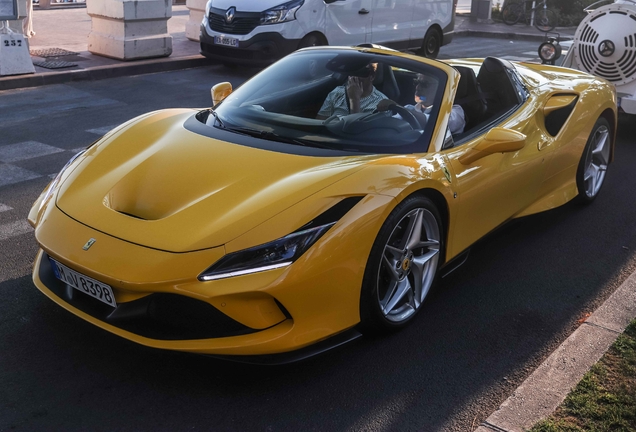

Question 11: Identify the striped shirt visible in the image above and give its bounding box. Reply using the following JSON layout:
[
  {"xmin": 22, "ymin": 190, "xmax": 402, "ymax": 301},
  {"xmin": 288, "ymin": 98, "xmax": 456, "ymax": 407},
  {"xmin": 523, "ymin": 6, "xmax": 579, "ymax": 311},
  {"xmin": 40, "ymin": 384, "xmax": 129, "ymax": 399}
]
[{"xmin": 318, "ymin": 86, "xmax": 388, "ymax": 118}]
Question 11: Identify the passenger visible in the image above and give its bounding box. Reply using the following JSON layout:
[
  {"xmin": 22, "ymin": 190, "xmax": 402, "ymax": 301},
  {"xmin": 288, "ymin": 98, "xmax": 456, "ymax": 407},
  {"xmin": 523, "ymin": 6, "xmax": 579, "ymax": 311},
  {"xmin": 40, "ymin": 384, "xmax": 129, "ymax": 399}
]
[
  {"xmin": 380, "ymin": 74, "xmax": 466, "ymax": 134},
  {"xmin": 316, "ymin": 63, "xmax": 388, "ymax": 120}
]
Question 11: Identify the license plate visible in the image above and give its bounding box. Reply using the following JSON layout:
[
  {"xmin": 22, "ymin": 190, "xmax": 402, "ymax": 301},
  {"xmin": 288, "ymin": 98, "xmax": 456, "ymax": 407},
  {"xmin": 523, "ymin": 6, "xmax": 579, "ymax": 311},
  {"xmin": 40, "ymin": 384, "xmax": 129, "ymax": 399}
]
[
  {"xmin": 214, "ymin": 35, "xmax": 239, "ymax": 47},
  {"xmin": 49, "ymin": 258, "xmax": 117, "ymax": 308}
]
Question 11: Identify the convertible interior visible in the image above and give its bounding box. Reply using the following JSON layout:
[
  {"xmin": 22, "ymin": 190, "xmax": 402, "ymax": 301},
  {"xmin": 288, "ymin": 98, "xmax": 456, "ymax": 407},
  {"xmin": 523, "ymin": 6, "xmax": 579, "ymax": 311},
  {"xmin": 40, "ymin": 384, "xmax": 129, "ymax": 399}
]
[{"xmin": 211, "ymin": 53, "xmax": 528, "ymax": 153}]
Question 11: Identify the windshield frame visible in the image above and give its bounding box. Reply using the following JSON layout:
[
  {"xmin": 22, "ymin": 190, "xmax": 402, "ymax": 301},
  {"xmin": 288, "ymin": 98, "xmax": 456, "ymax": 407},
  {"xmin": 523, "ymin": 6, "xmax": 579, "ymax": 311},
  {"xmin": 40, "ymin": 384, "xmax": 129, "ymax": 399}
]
[{"xmin": 193, "ymin": 48, "xmax": 451, "ymax": 155}]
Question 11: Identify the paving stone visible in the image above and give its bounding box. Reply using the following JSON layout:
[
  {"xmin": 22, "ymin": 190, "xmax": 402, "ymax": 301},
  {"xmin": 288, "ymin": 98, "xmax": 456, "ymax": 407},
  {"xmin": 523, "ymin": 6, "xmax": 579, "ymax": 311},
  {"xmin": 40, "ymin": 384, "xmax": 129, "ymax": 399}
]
[
  {"xmin": 0, "ymin": 141, "xmax": 64, "ymax": 163},
  {"xmin": 0, "ymin": 164, "xmax": 41, "ymax": 187}
]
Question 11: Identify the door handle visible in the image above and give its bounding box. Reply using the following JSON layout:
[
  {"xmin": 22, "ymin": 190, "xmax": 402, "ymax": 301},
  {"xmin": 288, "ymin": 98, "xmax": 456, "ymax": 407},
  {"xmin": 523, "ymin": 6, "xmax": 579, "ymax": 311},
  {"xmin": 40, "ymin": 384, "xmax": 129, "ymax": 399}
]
[{"xmin": 359, "ymin": 8, "xmax": 369, "ymax": 14}]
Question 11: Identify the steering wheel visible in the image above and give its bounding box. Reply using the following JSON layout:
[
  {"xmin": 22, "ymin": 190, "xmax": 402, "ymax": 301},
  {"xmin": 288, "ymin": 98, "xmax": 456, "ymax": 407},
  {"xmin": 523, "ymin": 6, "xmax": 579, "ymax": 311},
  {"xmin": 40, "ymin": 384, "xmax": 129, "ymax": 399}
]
[{"xmin": 384, "ymin": 104, "xmax": 422, "ymax": 130}]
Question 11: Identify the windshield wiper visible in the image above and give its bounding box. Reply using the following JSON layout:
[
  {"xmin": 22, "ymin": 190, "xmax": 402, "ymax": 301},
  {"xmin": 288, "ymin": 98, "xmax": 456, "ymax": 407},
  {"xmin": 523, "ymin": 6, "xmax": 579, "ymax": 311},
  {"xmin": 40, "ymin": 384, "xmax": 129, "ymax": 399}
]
[{"xmin": 224, "ymin": 126, "xmax": 332, "ymax": 149}]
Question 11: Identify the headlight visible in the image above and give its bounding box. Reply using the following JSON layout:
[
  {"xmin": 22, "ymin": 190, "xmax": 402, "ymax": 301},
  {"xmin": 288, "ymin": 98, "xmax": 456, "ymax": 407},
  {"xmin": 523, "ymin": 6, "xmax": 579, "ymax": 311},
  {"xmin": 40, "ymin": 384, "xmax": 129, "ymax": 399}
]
[
  {"xmin": 38, "ymin": 149, "xmax": 87, "ymax": 213},
  {"xmin": 261, "ymin": 0, "xmax": 304, "ymax": 25},
  {"xmin": 198, "ymin": 196, "xmax": 363, "ymax": 281},
  {"xmin": 198, "ymin": 223, "xmax": 333, "ymax": 281},
  {"xmin": 539, "ymin": 40, "xmax": 561, "ymax": 65}
]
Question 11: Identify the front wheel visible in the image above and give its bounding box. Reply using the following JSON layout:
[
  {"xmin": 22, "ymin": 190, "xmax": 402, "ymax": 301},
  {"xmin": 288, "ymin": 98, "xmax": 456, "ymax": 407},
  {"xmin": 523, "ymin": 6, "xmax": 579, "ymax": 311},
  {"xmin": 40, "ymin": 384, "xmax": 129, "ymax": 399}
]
[
  {"xmin": 576, "ymin": 117, "xmax": 611, "ymax": 203},
  {"xmin": 533, "ymin": 8, "xmax": 556, "ymax": 32},
  {"xmin": 360, "ymin": 196, "xmax": 443, "ymax": 332}
]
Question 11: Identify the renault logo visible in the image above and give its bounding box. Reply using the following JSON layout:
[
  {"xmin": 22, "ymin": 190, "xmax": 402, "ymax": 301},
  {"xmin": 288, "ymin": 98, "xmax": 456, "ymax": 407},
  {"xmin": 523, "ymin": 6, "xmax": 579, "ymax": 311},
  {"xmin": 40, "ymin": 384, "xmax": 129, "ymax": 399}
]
[
  {"xmin": 225, "ymin": 6, "xmax": 236, "ymax": 24},
  {"xmin": 83, "ymin": 238, "xmax": 96, "ymax": 251},
  {"xmin": 598, "ymin": 40, "xmax": 615, "ymax": 57}
]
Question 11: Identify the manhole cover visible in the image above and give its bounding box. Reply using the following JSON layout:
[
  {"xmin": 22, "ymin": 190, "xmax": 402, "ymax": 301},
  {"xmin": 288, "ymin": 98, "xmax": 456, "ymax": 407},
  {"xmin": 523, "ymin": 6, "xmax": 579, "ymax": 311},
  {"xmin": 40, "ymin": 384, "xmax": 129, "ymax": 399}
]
[
  {"xmin": 30, "ymin": 48, "xmax": 79, "ymax": 57},
  {"xmin": 33, "ymin": 60, "xmax": 78, "ymax": 69}
]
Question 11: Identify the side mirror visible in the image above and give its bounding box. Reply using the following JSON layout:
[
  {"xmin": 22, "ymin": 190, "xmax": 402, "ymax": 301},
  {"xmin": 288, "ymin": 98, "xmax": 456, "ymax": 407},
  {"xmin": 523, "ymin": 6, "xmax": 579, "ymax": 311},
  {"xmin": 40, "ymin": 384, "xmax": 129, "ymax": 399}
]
[
  {"xmin": 211, "ymin": 82, "xmax": 232, "ymax": 106},
  {"xmin": 458, "ymin": 127, "xmax": 526, "ymax": 165}
]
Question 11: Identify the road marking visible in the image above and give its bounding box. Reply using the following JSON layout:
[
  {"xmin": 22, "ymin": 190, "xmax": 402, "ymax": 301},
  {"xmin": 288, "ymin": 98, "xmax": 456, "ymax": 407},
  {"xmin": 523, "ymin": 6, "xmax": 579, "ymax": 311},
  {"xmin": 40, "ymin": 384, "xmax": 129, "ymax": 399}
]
[
  {"xmin": 87, "ymin": 125, "xmax": 118, "ymax": 135},
  {"xmin": 0, "ymin": 141, "xmax": 64, "ymax": 163},
  {"xmin": 0, "ymin": 203, "xmax": 12, "ymax": 212},
  {"xmin": 0, "ymin": 219, "xmax": 33, "ymax": 241},
  {"xmin": 0, "ymin": 164, "xmax": 41, "ymax": 188}
]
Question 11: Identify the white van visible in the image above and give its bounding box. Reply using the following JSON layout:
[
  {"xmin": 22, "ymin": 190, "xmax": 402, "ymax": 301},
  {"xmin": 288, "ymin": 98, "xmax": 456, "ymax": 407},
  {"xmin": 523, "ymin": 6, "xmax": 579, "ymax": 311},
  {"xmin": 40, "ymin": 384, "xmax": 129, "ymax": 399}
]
[{"xmin": 200, "ymin": 0, "xmax": 457, "ymax": 65}]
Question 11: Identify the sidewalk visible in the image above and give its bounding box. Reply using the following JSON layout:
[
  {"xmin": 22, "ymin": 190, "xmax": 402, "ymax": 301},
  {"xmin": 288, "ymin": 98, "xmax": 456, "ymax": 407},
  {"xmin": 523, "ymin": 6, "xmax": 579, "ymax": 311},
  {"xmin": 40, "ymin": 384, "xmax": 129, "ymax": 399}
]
[
  {"xmin": 0, "ymin": 7, "xmax": 576, "ymax": 92},
  {"xmin": 0, "ymin": 5, "xmax": 213, "ymax": 91}
]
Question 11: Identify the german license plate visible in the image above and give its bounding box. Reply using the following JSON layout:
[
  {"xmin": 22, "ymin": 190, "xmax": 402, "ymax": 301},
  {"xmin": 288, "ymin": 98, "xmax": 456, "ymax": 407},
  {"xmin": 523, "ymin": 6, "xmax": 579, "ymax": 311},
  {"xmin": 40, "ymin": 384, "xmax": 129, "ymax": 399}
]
[
  {"xmin": 49, "ymin": 258, "xmax": 117, "ymax": 308},
  {"xmin": 214, "ymin": 35, "xmax": 239, "ymax": 47}
]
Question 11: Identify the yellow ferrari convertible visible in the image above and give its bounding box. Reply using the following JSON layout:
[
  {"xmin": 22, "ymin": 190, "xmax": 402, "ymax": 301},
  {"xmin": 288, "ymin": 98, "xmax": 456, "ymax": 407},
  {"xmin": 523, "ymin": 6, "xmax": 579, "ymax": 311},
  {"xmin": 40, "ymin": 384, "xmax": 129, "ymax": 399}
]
[{"xmin": 29, "ymin": 46, "xmax": 616, "ymax": 363}]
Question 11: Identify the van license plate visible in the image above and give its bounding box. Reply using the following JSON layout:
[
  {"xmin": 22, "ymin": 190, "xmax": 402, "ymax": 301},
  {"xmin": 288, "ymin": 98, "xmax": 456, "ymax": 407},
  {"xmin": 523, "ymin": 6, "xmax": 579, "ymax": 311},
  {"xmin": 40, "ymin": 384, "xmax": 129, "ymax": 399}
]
[
  {"xmin": 214, "ymin": 36, "xmax": 239, "ymax": 48},
  {"xmin": 49, "ymin": 258, "xmax": 117, "ymax": 308}
]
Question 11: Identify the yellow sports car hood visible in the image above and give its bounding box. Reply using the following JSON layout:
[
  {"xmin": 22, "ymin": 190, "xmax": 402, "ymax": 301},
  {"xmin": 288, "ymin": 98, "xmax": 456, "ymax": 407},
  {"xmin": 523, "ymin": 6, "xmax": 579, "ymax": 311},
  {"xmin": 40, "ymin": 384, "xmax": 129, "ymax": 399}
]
[{"xmin": 56, "ymin": 110, "xmax": 368, "ymax": 253}]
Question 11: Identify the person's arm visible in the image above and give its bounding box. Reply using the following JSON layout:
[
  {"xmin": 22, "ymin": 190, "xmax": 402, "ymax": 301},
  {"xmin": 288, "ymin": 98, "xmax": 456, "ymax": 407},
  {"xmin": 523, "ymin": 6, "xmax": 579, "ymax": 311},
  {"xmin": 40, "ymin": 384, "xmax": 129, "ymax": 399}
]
[
  {"xmin": 316, "ymin": 91, "xmax": 336, "ymax": 120},
  {"xmin": 449, "ymin": 105, "xmax": 466, "ymax": 134}
]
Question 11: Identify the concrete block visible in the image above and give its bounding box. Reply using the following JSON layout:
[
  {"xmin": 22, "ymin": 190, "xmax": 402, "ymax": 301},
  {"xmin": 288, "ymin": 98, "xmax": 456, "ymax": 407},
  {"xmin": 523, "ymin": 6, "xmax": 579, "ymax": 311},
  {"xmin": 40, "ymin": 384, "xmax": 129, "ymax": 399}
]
[
  {"xmin": 87, "ymin": 0, "xmax": 172, "ymax": 60},
  {"xmin": 88, "ymin": 0, "xmax": 172, "ymax": 20},
  {"xmin": 185, "ymin": 0, "xmax": 206, "ymax": 41},
  {"xmin": 0, "ymin": 33, "xmax": 35, "ymax": 76},
  {"xmin": 88, "ymin": 32, "xmax": 172, "ymax": 60}
]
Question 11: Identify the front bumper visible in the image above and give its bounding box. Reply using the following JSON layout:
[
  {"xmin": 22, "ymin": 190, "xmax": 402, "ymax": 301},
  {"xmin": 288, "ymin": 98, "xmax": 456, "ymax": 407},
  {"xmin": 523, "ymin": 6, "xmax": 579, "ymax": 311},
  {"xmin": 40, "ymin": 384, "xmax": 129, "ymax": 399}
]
[
  {"xmin": 200, "ymin": 27, "xmax": 301, "ymax": 66},
  {"xmin": 30, "ymin": 193, "xmax": 392, "ymax": 357}
]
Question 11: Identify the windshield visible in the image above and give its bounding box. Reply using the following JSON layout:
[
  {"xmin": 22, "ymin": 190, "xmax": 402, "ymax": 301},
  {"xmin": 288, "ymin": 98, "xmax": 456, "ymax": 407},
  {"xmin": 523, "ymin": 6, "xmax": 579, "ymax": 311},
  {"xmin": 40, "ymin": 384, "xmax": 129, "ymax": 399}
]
[{"xmin": 196, "ymin": 49, "xmax": 448, "ymax": 154}]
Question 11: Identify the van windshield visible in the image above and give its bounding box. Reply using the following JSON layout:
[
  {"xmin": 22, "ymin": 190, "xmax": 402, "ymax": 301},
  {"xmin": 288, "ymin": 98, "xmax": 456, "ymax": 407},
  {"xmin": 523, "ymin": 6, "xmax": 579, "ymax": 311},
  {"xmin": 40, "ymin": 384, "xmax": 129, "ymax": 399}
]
[{"xmin": 198, "ymin": 49, "xmax": 448, "ymax": 154}]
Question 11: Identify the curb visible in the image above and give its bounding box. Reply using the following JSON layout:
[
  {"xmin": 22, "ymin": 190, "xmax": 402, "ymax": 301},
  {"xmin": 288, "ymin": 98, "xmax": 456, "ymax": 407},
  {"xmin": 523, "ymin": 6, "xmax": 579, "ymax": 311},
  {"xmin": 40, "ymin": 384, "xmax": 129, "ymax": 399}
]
[
  {"xmin": 454, "ymin": 29, "xmax": 573, "ymax": 42},
  {"xmin": 474, "ymin": 270, "xmax": 636, "ymax": 432},
  {"xmin": 0, "ymin": 55, "xmax": 215, "ymax": 92}
]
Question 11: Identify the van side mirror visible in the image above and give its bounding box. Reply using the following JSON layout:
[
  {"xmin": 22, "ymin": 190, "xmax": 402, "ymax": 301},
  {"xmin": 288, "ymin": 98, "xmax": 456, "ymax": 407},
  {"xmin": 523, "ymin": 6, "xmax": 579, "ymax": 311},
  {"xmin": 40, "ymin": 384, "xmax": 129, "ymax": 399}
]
[
  {"xmin": 458, "ymin": 128, "xmax": 526, "ymax": 165},
  {"xmin": 211, "ymin": 82, "xmax": 233, "ymax": 106}
]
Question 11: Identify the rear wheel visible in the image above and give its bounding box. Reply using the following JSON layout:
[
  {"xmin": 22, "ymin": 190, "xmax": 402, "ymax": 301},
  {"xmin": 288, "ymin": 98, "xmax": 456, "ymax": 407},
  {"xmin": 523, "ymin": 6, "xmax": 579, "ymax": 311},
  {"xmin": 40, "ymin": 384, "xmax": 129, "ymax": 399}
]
[
  {"xmin": 502, "ymin": 2, "xmax": 523, "ymax": 25},
  {"xmin": 418, "ymin": 27, "xmax": 442, "ymax": 59},
  {"xmin": 576, "ymin": 117, "xmax": 611, "ymax": 203},
  {"xmin": 360, "ymin": 196, "xmax": 443, "ymax": 332},
  {"xmin": 533, "ymin": 8, "xmax": 556, "ymax": 32}
]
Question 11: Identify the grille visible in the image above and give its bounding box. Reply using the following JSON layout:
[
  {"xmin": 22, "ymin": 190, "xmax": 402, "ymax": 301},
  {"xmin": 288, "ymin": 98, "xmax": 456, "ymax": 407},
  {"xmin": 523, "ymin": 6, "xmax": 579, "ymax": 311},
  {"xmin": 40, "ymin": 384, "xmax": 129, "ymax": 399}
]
[
  {"xmin": 574, "ymin": 7, "xmax": 636, "ymax": 85},
  {"xmin": 209, "ymin": 8, "xmax": 261, "ymax": 35}
]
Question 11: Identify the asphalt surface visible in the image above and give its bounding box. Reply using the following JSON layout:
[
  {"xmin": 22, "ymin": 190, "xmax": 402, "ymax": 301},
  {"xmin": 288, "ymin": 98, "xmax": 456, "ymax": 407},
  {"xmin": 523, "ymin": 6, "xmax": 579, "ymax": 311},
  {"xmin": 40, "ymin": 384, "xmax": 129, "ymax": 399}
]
[{"xmin": 1, "ymin": 50, "xmax": 636, "ymax": 431}]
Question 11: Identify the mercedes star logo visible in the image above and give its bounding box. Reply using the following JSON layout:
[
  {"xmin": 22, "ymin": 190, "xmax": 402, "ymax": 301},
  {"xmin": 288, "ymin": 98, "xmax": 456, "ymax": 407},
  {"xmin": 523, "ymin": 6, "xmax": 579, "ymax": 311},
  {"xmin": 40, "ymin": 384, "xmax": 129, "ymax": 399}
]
[
  {"xmin": 225, "ymin": 6, "xmax": 236, "ymax": 24},
  {"xmin": 598, "ymin": 40, "xmax": 616, "ymax": 57}
]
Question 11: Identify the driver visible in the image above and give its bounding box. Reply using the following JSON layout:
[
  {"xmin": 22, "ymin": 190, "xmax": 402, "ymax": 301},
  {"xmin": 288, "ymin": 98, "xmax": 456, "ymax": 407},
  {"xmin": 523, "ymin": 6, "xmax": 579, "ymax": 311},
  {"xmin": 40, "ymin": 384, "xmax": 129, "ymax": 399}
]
[
  {"xmin": 379, "ymin": 74, "xmax": 466, "ymax": 134},
  {"xmin": 316, "ymin": 63, "xmax": 388, "ymax": 120}
]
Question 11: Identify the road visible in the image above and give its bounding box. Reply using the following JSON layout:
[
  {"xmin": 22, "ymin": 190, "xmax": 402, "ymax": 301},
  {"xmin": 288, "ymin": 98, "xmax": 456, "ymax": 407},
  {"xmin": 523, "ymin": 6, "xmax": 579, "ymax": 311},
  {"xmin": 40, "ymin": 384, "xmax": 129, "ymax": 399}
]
[{"xmin": 1, "ymin": 41, "xmax": 635, "ymax": 431}]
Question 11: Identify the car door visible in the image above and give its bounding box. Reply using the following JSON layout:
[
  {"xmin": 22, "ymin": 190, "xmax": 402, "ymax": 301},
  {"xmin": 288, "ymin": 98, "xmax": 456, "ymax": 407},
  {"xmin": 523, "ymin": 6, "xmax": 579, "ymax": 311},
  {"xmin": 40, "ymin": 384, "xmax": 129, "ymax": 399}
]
[
  {"xmin": 325, "ymin": 0, "xmax": 373, "ymax": 46},
  {"xmin": 369, "ymin": 0, "xmax": 414, "ymax": 49},
  {"xmin": 442, "ymin": 114, "xmax": 549, "ymax": 258}
]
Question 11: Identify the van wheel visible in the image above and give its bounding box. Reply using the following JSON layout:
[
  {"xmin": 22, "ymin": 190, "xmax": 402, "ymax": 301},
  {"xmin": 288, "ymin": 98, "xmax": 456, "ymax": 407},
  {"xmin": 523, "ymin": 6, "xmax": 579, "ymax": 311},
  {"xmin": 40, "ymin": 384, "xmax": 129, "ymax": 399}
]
[
  {"xmin": 418, "ymin": 27, "xmax": 442, "ymax": 59},
  {"xmin": 298, "ymin": 33, "xmax": 327, "ymax": 50}
]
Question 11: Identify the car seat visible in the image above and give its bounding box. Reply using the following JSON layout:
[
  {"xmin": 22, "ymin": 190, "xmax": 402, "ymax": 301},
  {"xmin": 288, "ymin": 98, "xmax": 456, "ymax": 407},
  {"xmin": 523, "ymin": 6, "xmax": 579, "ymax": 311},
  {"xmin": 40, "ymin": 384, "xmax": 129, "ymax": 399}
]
[
  {"xmin": 476, "ymin": 57, "xmax": 520, "ymax": 117},
  {"xmin": 373, "ymin": 62, "xmax": 400, "ymax": 102},
  {"xmin": 453, "ymin": 66, "xmax": 487, "ymax": 132}
]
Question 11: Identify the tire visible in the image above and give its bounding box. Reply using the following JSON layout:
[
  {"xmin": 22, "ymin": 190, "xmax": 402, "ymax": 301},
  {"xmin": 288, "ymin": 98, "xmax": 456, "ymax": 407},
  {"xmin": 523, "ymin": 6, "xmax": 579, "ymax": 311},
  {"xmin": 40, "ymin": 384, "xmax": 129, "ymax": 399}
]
[
  {"xmin": 360, "ymin": 195, "xmax": 443, "ymax": 332},
  {"xmin": 533, "ymin": 8, "xmax": 556, "ymax": 32},
  {"xmin": 418, "ymin": 27, "xmax": 442, "ymax": 59},
  {"xmin": 576, "ymin": 117, "xmax": 611, "ymax": 203},
  {"xmin": 502, "ymin": 3, "xmax": 523, "ymax": 25},
  {"xmin": 298, "ymin": 33, "xmax": 327, "ymax": 50}
]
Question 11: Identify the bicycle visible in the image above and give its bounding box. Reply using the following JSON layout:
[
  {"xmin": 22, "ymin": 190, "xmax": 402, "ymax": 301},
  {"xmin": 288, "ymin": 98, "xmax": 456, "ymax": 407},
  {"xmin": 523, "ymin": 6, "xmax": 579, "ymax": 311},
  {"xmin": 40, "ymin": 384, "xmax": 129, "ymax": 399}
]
[{"xmin": 501, "ymin": 0, "xmax": 557, "ymax": 32}]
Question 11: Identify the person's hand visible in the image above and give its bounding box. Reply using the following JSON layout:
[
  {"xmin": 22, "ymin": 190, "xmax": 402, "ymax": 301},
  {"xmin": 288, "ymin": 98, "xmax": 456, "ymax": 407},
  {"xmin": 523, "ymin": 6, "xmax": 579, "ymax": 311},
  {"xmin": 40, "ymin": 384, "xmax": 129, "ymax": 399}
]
[
  {"xmin": 346, "ymin": 76, "xmax": 364, "ymax": 102},
  {"xmin": 376, "ymin": 99, "xmax": 398, "ymax": 112}
]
